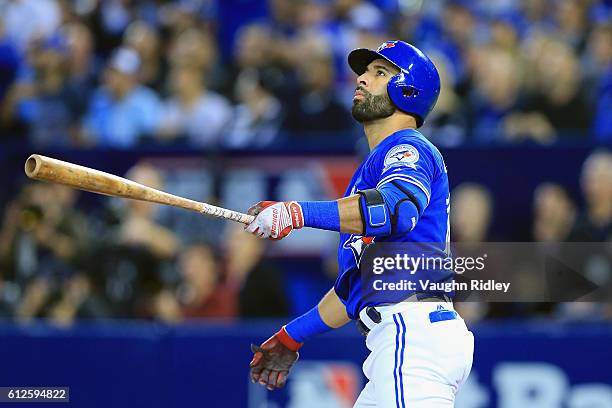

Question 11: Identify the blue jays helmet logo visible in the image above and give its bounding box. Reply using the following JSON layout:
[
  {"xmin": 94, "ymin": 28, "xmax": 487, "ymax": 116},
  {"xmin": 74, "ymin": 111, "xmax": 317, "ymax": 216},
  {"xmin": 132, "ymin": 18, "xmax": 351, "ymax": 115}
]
[{"xmin": 377, "ymin": 41, "xmax": 398, "ymax": 52}]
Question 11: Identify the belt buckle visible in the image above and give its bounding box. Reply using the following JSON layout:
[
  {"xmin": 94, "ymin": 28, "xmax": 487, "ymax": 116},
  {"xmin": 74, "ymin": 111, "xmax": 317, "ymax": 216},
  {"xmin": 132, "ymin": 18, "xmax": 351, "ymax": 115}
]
[{"xmin": 366, "ymin": 306, "xmax": 382, "ymax": 323}]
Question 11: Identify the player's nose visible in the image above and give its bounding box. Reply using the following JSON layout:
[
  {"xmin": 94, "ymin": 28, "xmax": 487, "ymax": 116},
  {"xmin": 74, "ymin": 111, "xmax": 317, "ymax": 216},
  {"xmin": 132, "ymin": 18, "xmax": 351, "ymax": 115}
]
[{"xmin": 357, "ymin": 72, "xmax": 368, "ymax": 88}]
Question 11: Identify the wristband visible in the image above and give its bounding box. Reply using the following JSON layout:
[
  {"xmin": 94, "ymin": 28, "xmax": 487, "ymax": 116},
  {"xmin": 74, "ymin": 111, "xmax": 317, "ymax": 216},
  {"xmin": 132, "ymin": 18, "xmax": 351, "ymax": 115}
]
[
  {"xmin": 276, "ymin": 327, "xmax": 303, "ymax": 352},
  {"xmin": 284, "ymin": 306, "xmax": 333, "ymax": 345},
  {"xmin": 298, "ymin": 201, "xmax": 340, "ymax": 232}
]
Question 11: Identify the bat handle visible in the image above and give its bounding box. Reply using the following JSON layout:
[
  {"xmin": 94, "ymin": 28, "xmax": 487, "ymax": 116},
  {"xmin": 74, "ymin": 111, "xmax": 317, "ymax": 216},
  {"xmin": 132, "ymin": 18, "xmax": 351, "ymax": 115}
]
[{"xmin": 199, "ymin": 202, "xmax": 255, "ymax": 225}]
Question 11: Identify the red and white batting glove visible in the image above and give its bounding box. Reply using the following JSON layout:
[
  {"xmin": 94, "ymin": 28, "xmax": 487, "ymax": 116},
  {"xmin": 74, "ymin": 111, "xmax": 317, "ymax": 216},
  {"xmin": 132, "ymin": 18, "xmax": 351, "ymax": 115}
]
[{"xmin": 245, "ymin": 201, "xmax": 304, "ymax": 240}]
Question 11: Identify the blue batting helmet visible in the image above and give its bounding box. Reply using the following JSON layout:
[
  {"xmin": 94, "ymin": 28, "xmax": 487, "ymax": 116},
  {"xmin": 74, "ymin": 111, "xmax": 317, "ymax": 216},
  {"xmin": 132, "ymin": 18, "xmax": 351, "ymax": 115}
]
[{"xmin": 348, "ymin": 40, "xmax": 440, "ymax": 127}]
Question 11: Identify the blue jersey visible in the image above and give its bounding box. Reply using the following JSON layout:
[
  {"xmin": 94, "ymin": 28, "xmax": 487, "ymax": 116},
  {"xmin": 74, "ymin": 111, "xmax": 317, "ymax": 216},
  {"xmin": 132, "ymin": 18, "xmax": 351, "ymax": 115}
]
[{"xmin": 334, "ymin": 129, "xmax": 452, "ymax": 319}]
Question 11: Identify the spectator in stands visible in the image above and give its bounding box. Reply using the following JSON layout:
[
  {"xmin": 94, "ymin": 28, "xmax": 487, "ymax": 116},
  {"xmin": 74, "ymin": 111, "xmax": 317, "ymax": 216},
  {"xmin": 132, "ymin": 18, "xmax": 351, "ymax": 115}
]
[
  {"xmin": 489, "ymin": 18, "xmax": 520, "ymax": 56},
  {"xmin": 437, "ymin": 1, "xmax": 475, "ymax": 87},
  {"xmin": 524, "ymin": 37, "xmax": 592, "ymax": 138},
  {"xmin": 556, "ymin": 149, "xmax": 611, "ymax": 321},
  {"xmin": 225, "ymin": 67, "xmax": 284, "ymax": 148},
  {"xmin": 155, "ymin": 242, "xmax": 236, "ymax": 322},
  {"xmin": 331, "ymin": 0, "xmax": 386, "ymax": 91},
  {"xmin": 295, "ymin": 0, "xmax": 332, "ymax": 32},
  {"xmin": 451, "ymin": 183, "xmax": 494, "ymax": 243},
  {"xmin": 569, "ymin": 150, "xmax": 612, "ymax": 242},
  {"xmin": 555, "ymin": 0, "xmax": 589, "ymax": 50},
  {"xmin": 333, "ymin": 0, "xmax": 384, "ymax": 33},
  {"xmin": 520, "ymin": 0, "xmax": 555, "ymax": 34},
  {"xmin": 267, "ymin": 0, "xmax": 300, "ymax": 35},
  {"xmin": 226, "ymin": 22, "xmax": 293, "ymax": 100},
  {"xmin": 420, "ymin": 52, "xmax": 466, "ymax": 147},
  {"xmin": 63, "ymin": 22, "xmax": 97, "ymax": 129},
  {"xmin": 0, "ymin": 183, "xmax": 91, "ymax": 322},
  {"xmin": 233, "ymin": 23, "xmax": 274, "ymax": 70},
  {"xmin": 167, "ymin": 28, "xmax": 218, "ymax": 82},
  {"xmin": 467, "ymin": 47, "xmax": 533, "ymax": 143},
  {"xmin": 223, "ymin": 224, "xmax": 289, "ymax": 318},
  {"xmin": 157, "ymin": 63, "xmax": 232, "ymax": 147},
  {"xmin": 450, "ymin": 183, "xmax": 494, "ymax": 323},
  {"xmin": 0, "ymin": 21, "xmax": 20, "ymax": 126},
  {"xmin": 532, "ymin": 183, "xmax": 576, "ymax": 242},
  {"xmin": 83, "ymin": 47, "xmax": 161, "ymax": 148},
  {"xmin": 1, "ymin": 33, "xmax": 83, "ymax": 147},
  {"xmin": 15, "ymin": 276, "xmax": 52, "ymax": 322},
  {"xmin": 583, "ymin": 23, "xmax": 612, "ymax": 142},
  {"xmin": 47, "ymin": 273, "xmax": 112, "ymax": 325},
  {"xmin": 117, "ymin": 162, "xmax": 179, "ymax": 259},
  {"xmin": 100, "ymin": 162, "xmax": 180, "ymax": 318},
  {"xmin": 161, "ymin": 1, "xmax": 207, "ymax": 39},
  {"xmin": 0, "ymin": 274, "xmax": 13, "ymax": 317},
  {"xmin": 123, "ymin": 21, "xmax": 163, "ymax": 89},
  {"xmin": 0, "ymin": 183, "xmax": 90, "ymax": 285},
  {"xmin": 281, "ymin": 32, "xmax": 355, "ymax": 145}
]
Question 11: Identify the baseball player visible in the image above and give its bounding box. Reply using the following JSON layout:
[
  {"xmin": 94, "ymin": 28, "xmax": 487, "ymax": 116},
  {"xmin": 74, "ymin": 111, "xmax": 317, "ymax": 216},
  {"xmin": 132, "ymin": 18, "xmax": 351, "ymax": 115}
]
[{"xmin": 245, "ymin": 40, "xmax": 474, "ymax": 407}]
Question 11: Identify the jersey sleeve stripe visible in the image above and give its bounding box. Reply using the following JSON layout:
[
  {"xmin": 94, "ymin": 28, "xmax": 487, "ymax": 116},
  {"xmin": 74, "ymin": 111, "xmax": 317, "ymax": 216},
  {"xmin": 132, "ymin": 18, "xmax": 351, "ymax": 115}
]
[
  {"xmin": 376, "ymin": 175, "xmax": 431, "ymax": 205},
  {"xmin": 377, "ymin": 173, "xmax": 430, "ymax": 194}
]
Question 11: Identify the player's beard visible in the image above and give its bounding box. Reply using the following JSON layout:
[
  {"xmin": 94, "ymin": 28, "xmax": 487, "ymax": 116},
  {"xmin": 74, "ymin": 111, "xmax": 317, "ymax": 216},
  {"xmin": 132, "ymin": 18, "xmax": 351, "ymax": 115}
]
[{"xmin": 351, "ymin": 88, "xmax": 396, "ymax": 123}]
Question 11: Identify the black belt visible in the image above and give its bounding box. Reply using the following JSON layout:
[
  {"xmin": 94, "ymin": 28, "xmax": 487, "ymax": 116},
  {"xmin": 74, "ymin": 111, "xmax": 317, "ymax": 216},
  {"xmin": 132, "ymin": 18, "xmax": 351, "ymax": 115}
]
[{"xmin": 356, "ymin": 293, "xmax": 451, "ymax": 336}]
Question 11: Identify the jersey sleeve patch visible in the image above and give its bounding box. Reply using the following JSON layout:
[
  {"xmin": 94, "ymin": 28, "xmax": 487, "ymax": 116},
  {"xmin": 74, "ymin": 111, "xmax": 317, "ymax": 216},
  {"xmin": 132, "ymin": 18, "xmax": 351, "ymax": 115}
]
[{"xmin": 382, "ymin": 144, "xmax": 419, "ymax": 173}]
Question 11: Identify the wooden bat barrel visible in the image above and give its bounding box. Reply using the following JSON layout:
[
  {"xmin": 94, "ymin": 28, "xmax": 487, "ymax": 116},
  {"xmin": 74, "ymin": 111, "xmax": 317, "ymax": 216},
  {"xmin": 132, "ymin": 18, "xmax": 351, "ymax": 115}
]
[{"xmin": 25, "ymin": 154, "xmax": 254, "ymax": 225}]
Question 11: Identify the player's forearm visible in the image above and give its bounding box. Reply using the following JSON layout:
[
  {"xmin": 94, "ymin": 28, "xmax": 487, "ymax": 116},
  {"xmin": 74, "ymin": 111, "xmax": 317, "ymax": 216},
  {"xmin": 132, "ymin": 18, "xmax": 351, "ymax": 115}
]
[
  {"xmin": 281, "ymin": 288, "xmax": 350, "ymax": 349},
  {"xmin": 337, "ymin": 195, "xmax": 364, "ymax": 235},
  {"xmin": 302, "ymin": 183, "xmax": 421, "ymax": 237},
  {"xmin": 298, "ymin": 195, "xmax": 363, "ymax": 235},
  {"xmin": 318, "ymin": 288, "xmax": 351, "ymax": 328}
]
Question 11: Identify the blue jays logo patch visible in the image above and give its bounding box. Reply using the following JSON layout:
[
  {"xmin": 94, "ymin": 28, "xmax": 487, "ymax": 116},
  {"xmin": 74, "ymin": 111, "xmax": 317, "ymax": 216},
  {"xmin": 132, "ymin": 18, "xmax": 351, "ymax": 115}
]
[
  {"xmin": 383, "ymin": 144, "xmax": 419, "ymax": 172},
  {"xmin": 377, "ymin": 41, "xmax": 398, "ymax": 52},
  {"xmin": 343, "ymin": 235, "xmax": 375, "ymax": 266}
]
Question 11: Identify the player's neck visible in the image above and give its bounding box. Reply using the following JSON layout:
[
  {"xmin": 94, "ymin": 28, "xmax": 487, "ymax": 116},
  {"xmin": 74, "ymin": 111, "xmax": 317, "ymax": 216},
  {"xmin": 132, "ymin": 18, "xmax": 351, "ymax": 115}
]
[{"xmin": 363, "ymin": 114, "xmax": 417, "ymax": 150}]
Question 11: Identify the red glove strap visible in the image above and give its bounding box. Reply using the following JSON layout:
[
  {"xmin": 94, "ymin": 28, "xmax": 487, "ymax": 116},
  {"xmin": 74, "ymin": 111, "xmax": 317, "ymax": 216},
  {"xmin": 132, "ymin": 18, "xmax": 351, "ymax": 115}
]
[
  {"xmin": 285, "ymin": 202, "xmax": 304, "ymax": 229},
  {"xmin": 276, "ymin": 326, "xmax": 303, "ymax": 351}
]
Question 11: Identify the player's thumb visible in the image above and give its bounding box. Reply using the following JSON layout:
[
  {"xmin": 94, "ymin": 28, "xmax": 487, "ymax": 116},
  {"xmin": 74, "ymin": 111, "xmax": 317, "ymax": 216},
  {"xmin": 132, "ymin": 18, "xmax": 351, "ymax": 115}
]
[{"xmin": 249, "ymin": 351, "xmax": 263, "ymax": 367}]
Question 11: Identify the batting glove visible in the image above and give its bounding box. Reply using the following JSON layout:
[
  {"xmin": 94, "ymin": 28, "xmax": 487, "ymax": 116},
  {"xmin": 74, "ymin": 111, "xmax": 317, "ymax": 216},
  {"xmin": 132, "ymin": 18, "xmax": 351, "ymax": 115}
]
[
  {"xmin": 245, "ymin": 201, "xmax": 304, "ymax": 240},
  {"xmin": 249, "ymin": 327, "xmax": 301, "ymax": 390}
]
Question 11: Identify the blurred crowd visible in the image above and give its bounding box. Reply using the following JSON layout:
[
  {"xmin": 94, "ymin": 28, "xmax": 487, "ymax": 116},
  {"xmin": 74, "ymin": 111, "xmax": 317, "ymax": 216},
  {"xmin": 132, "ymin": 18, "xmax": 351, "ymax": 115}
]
[
  {"xmin": 0, "ymin": 161, "xmax": 291, "ymax": 323},
  {"xmin": 0, "ymin": 0, "xmax": 610, "ymax": 326},
  {"xmin": 451, "ymin": 149, "xmax": 612, "ymax": 322},
  {"xmin": 0, "ymin": 0, "xmax": 610, "ymax": 150},
  {"xmin": 0, "ymin": 149, "xmax": 609, "ymax": 324}
]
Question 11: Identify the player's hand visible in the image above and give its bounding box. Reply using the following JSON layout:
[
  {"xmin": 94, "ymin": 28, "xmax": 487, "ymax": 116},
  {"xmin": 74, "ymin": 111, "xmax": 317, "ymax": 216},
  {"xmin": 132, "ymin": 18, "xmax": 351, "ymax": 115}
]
[
  {"xmin": 249, "ymin": 328, "xmax": 300, "ymax": 390},
  {"xmin": 245, "ymin": 201, "xmax": 304, "ymax": 240}
]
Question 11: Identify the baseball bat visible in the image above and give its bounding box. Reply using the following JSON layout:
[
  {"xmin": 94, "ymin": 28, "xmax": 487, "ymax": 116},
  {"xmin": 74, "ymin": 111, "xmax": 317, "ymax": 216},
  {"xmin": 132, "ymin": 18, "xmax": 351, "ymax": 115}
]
[{"xmin": 24, "ymin": 154, "xmax": 255, "ymax": 225}]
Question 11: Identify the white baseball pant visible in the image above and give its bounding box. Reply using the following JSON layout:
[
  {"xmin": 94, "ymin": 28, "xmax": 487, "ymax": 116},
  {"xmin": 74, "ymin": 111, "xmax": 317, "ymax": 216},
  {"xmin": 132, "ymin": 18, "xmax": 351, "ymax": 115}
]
[{"xmin": 353, "ymin": 301, "xmax": 474, "ymax": 407}]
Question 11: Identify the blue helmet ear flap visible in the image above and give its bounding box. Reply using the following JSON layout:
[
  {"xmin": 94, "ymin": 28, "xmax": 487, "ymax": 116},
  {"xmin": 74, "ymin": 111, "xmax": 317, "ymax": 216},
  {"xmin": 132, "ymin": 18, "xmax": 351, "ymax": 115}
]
[{"xmin": 387, "ymin": 72, "xmax": 426, "ymax": 127}]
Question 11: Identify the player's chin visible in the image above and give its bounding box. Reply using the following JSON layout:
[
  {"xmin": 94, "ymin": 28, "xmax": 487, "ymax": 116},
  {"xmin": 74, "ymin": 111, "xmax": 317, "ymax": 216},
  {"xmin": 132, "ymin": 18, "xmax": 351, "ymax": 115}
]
[
  {"xmin": 351, "ymin": 105, "xmax": 371, "ymax": 122},
  {"xmin": 352, "ymin": 97, "xmax": 365, "ymax": 106}
]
